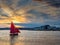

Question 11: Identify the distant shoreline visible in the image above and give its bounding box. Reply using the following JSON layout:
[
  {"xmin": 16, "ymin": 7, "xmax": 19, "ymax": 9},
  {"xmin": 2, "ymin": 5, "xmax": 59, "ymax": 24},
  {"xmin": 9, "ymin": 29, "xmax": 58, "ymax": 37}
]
[
  {"xmin": 0, "ymin": 28, "xmax": 34, "ymax": 30},
  {"xmin": 0, "ymin": 28, "xmax": 60, "ymax": 31}
]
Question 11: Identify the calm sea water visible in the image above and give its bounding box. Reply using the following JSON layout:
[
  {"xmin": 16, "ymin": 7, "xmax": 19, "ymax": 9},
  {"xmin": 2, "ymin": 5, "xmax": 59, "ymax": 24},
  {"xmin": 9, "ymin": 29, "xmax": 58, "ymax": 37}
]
[{"xmin": 0, "ymin": 30, "xmax": 60, "ymax": 45}]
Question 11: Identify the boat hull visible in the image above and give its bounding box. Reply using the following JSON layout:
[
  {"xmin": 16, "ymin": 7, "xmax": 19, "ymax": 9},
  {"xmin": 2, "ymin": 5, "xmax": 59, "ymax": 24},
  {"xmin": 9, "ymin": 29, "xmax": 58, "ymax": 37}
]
[{"xmin": 10, "ymin": 34, "xmax": 18, "ymax": 36}]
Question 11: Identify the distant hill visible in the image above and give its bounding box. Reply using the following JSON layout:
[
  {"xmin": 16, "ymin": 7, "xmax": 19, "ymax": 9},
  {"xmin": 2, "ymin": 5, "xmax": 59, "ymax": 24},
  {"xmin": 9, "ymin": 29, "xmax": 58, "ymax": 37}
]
[{"xmin": 34, "ymin": 25, "xmax": 60, "ymax": 31}]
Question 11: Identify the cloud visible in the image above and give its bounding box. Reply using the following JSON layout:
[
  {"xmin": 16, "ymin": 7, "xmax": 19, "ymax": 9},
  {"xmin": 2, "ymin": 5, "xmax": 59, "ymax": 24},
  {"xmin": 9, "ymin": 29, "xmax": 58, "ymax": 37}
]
[
  {"xmin": 0, "ymin": 23, "xmax": 10, "ymax": 28},
  {"xmin": 17, "ymin": 0, "xmax": 32, "ymax": 7},
  {"xmin": 32, "ymin": 3, "xmax": 60, "ymax": 18},
  {"xmin": 0, "ymin": 0, "xmax": 60, "ymax": 27},
  {"xmin": 33, "ymin": 0, "xmax": 60, "ymax": 8}
]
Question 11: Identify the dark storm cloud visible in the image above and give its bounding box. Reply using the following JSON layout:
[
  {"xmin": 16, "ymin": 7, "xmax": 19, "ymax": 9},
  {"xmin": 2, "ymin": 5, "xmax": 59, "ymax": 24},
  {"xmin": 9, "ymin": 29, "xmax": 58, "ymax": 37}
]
[
  {"xmin": 17, "ymin": 0, "xmax": 32, "ymax": 7},
  {"xmin": 1, "ymin": 0, "xmax": 32, "ymax": 10},
  {"xmin": 33, "ymin": 0, "xmax": 60, "ymax": 8},
  {"xmin": 27, "ymin": 9, "xmax": 55, "ymax": 19},
  {"xmin": 26, "ymin": 9, "xmax": 60, "ymax": 25},
  {"xmin": 4, "ymin": 0, "xmax": 12, "ymax": 6},
  {"xmin": 0, "ymin": 14, "xmax": 9, "ymax": 17}
]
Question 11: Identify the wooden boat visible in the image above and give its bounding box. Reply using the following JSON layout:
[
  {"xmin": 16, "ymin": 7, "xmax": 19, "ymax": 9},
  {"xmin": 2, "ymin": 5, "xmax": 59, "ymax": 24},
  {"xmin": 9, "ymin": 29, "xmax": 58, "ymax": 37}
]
[{"xmin": 10, "ymin": 22, "xmax": 20, "ymax": 36}]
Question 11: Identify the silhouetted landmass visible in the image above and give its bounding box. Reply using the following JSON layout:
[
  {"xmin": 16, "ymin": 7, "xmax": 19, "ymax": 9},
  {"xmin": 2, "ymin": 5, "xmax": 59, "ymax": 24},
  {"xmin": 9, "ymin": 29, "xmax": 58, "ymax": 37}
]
[
  {"xmin": 0, "ymin": 28, "xmax": 34, "ymax": 30},
  {"xmin": 34, "ymin": 25, "xmax": 60, "ymax": 31},
  {"xmin": 0, "ymin": 25, "xmax": 60, "ymax": 31}
]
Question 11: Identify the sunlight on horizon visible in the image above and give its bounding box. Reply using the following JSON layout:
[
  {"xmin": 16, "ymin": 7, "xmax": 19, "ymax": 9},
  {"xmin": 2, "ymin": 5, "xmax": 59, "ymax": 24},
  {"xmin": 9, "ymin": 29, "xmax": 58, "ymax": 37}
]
[{"xmin": 12, "ymin": 20, "xmax": 21, "ymax": 23}]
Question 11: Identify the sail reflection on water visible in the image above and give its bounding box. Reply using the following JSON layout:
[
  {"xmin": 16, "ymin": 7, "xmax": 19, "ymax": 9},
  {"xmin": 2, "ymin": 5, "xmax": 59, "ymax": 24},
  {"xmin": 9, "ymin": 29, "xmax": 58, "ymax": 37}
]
[
  {"xmin": 10, "ymin": 35, "xmax": 18, "ymax": 45},
  {"xmin": 10, "ymin": 35, "xmax": 25, "ymax": 45}
]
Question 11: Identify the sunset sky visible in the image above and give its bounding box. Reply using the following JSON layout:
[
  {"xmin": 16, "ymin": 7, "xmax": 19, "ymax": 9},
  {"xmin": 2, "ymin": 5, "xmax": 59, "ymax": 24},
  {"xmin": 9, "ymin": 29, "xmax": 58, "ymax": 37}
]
[{"xmin": 0, "ymin": 0, "xmax": 60, "ymax": 27}]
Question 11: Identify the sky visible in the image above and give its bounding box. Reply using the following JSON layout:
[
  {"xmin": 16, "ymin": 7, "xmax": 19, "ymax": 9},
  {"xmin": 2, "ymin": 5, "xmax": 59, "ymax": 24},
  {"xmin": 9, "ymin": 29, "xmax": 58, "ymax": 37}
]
[{"xmin": 0, "ymin": 0, "xmax": 60, "ymax": 27}]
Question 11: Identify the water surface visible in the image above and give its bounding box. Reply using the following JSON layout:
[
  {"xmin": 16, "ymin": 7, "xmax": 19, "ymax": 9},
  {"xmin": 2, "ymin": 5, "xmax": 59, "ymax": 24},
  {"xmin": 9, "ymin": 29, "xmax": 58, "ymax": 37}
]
[{"xmin": 0, "ymin": 30, "xmax": 60, "ymax": 45}]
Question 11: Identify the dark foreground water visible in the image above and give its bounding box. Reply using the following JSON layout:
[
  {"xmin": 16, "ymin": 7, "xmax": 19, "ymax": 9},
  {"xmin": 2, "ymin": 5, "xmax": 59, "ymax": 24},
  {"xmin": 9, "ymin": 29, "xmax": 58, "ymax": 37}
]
[{"xmin": 0, "ymin": 30, "xmax": 60, "ymax": 45}]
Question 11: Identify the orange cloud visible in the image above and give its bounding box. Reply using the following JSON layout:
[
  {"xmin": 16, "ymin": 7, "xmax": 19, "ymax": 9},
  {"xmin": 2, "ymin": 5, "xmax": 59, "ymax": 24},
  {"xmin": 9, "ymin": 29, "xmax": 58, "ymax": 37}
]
[
  {"xmin": 0, "ymin": 15, "xmax": 31, "ymax": 23},
  {"xmin": 11, "ymin": 15, "xmax": 30, "ymax": 23}
]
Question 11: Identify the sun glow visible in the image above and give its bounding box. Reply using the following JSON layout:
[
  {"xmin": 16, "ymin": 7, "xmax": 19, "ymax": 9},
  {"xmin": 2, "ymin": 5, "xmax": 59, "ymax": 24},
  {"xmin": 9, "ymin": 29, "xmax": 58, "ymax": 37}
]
[
  {"xmin": 12, "ymin": 20, "xmax": 20, "ymax": 23},
  {"xmin": 11, "ymin": 15, "xmax": 29, "ymax": 23}
]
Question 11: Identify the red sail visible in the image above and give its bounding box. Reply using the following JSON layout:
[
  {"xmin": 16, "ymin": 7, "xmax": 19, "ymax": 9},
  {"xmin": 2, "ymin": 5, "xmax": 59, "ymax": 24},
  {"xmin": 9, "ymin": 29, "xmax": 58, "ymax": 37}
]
[
  {"xmin": 15, "ymin": 28, "xmax": 21, "ymax": 33},
  {"xmin": 10, "ymin": 22, "xmax": 20, "ymax": 34}
]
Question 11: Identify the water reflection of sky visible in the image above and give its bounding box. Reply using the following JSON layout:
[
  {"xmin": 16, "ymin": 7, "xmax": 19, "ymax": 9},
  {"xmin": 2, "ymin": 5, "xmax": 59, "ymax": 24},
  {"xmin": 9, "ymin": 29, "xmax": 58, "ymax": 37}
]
[{"xmin": 0, "ymin": 30, "xmax": 60, "ymax": 45}]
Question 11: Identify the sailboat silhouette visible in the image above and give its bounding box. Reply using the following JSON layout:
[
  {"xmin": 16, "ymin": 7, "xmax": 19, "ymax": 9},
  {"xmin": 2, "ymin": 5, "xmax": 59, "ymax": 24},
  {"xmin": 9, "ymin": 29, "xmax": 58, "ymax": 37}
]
[{"xmin": 10, "ymin": 22, "xmax": 20, "ymax": 36}]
